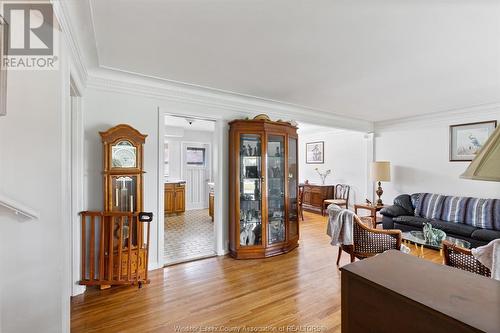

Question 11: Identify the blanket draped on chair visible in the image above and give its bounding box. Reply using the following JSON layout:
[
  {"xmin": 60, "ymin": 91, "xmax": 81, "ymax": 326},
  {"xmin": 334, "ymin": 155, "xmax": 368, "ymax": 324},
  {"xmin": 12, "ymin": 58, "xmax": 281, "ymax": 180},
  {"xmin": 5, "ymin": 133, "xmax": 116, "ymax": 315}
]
[
  {"xmin": 472, "ymin": 239, "xmax": 500, "ymax": 280},
  {"xmin": 326, "ymin": 204, "xmax": 355, "ymax": 246}
]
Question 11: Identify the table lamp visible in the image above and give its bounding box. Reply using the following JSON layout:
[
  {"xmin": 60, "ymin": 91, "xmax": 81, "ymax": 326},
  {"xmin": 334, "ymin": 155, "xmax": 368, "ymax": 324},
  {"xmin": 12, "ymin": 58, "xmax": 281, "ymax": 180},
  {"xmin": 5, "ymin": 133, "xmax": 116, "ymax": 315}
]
[
  {"xmin": 461, "ymin": 126, "xmax": 500, "ymax": 181},
  {"xmin": 371, "ymin": 161, "xmax": 391, "ymax": 206}
]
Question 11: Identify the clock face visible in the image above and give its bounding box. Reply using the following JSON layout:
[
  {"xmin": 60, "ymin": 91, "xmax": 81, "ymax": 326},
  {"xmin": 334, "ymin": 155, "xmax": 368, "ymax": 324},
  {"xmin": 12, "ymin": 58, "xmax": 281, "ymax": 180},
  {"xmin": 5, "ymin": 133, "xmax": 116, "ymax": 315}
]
[{"xmin": 112, "ymin": 141, "xmax": 137, "ymax": 168}]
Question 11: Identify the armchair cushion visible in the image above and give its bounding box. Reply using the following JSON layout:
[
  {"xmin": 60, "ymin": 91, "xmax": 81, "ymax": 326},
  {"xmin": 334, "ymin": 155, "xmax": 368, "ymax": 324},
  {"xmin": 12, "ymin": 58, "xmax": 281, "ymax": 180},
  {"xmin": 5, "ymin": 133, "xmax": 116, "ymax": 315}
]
[{"xmin": 325, "ymin": 199, "xmax": 347, "ymax": 205}]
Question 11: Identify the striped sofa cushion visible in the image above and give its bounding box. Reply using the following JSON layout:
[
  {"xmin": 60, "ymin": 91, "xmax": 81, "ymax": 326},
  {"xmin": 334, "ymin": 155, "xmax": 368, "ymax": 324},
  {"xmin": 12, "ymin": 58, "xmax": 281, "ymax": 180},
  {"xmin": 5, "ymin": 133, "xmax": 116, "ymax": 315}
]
[
  {"xmin": 414, "ymin": 193, "xmax": 446, "ymax": 219},
  {"xmin": 415, "ymin": 193, "xmax": 500, "ymax": 230},
  {"xmin": 460, "ymin": 197, "xmax": 499, "ymax": 230},
  {"xmin": 440, "ymin": 196, "xmax": 469, "ymax": 223}
]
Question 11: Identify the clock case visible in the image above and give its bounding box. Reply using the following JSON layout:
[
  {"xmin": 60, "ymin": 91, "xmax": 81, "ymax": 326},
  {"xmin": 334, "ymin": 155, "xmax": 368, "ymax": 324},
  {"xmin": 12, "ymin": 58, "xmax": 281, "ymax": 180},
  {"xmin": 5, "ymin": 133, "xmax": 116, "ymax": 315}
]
[{"xmin": 100, "ymin": 124, "xmax": 147, "ymax": 213}]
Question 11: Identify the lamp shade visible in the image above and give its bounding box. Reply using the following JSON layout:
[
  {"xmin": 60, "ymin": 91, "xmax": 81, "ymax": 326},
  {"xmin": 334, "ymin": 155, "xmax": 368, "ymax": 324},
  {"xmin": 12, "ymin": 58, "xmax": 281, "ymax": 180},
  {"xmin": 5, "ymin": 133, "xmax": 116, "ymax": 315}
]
[
  {"xmin": 461, "ymin": 126, "xmax": 500, "ymax": 181},
  {"xmin": 371, "ymin": 161, "xmax": 391, "ymax": 182}
]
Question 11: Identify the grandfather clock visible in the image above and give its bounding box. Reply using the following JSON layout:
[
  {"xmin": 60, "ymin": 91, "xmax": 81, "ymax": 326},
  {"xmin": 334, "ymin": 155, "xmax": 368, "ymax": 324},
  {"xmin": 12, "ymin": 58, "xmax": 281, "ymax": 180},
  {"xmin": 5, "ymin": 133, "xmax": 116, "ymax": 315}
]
[
  {"xmin": 99, "ymin": 124, "xmax": 148, "ymax": 287},
  {"xmin": 100, "ymin": 124, "xmax": 147, "ymax": 212}
]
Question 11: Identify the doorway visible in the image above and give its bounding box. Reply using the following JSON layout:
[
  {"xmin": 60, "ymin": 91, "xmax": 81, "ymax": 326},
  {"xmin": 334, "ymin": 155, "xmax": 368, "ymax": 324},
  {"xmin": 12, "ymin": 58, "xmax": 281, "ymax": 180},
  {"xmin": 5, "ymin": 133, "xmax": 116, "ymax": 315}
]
[{"xmin": 163, "ymin": 115, "xmax": 217, "ymax": 265}]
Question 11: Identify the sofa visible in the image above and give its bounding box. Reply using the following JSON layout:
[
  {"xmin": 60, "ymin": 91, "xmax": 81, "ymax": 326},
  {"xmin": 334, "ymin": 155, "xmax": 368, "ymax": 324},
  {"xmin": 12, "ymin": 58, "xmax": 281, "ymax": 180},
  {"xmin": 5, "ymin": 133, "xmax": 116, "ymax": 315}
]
[{"xmin": 380, "ymin": 193, "xmax": 500, "ymax": 248}]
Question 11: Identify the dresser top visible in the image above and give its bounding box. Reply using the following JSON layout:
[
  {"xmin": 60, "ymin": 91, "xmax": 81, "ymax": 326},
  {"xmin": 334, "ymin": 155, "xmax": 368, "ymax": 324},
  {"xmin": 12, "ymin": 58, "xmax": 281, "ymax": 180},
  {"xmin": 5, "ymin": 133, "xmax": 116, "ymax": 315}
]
[{"xmin": 341, "ymin": 250, "xmax": 500, "ymax": 332}]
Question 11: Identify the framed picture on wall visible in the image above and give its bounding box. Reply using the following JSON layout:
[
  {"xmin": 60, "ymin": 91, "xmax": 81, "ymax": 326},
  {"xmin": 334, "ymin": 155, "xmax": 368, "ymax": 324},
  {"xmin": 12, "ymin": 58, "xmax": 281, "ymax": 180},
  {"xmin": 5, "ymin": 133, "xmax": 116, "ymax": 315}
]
[
  {"xmin": 450, "ymin": 120, "xmax": 497, "ymax": 161},
  {"xmin": 306, "ymin": 141, "xmax": 324, "ymax": 164},
  {"xmin": 0, "ymin": 15, "xmax": 7, "ymax": 116},
  {"xmin": 186, "ymin": 147, "xmax": 206, "ymax": 165}
]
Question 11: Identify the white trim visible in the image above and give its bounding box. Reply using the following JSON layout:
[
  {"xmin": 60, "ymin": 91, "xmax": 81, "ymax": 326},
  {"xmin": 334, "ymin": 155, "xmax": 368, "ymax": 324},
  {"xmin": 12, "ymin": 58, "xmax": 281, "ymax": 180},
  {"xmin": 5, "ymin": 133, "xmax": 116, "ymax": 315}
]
[
  {"xmin": 157, "ymin": 108, "xmax": 165, "ymax": 267},
  {"xmin": 364, "ymin": 133, "xmax": 375, "ymax": 203},
  {"xmin": 160, "ymin": 111, "xmax": 225, "ymax": 264},
  {"xmin": 214, "ymin": 119, "xmax": 228, "ymax": 255},
  {"xmin": 52, "ymin": 0, "xmax": 89, "ymax": 88},
  {"xmin": 375, "ymin": 102, "xmax": 500, "ymax": 129},
  {"xmin": 87, "ymin": 69, "xmax": 373, "ymax": 133},
  {"xmin": 87, "ymin": 0, "xmax": 101, "ymax": 65},
  {"xmin": 70, "ymin": 86, "xmax": 86, "ymax": 297},
  {"xmin": 60, "ymin": 42, "xmax": 72, "ymax": 333}
]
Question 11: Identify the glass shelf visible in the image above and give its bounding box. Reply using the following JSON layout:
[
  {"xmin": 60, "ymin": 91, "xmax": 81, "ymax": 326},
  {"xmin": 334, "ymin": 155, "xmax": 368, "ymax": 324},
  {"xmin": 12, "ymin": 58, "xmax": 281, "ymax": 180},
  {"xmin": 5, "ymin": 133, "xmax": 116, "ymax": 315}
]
[
  {"xmin": 267, "ymin": 135, "xmax": 286, "ymax": 244},
  {"xmin": 239, "ymin": 134, "xmax": 263, "ymax": 247}
]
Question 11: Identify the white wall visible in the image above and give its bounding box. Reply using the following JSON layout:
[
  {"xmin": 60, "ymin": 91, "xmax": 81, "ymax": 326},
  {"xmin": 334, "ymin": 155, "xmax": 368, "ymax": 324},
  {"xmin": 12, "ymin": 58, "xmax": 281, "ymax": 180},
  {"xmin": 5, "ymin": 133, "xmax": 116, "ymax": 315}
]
[
  {"xmin": 375, "ymin": 106, "xmax": 500, "ymax": 203},
  {"xmin": 0, "ymin": 60, "xmax": 67, "ymax": 332},
  {"xmin": 165, "ymin": 128, "xmax": 214, "ymax": 181},
  {"xmin": 299, "ymin": 130, "xmax": 369, "ymax": 207}
]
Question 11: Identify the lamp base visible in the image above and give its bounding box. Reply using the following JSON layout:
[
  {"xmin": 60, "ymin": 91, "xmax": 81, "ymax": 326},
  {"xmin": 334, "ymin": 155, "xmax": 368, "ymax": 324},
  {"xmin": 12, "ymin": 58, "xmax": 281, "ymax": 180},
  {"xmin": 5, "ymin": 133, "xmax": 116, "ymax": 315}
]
[{"xmin": 376, "ymin": 181, "xmax": 384, "ymax": 206}]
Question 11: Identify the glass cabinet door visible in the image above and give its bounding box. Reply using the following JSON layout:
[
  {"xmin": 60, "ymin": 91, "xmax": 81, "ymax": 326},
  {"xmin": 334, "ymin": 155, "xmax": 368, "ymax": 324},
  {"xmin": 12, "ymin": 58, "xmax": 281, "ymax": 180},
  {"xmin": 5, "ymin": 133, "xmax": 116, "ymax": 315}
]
[
  {"xmin": 267, "ymin": 135, "xmax": 286, "ymax": 244},
  {"xmin": 288, "ymin": 137, "xmax": 299, "ymax": 238},
  {"xmin": 239, "ymin": 134, "xmax": 262, "ymax": 246}
]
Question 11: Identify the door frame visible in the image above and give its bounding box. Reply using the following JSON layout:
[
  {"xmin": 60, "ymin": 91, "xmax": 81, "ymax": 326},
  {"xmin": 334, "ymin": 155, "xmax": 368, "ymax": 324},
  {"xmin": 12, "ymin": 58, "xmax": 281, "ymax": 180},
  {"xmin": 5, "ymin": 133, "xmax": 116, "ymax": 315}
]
[
  {"xmin": 158, "ymin": 109, "xmax": 226, "ymax": 267},
  {"xmin": 70, "ymin": 80, "xmax": 86, "ymax": 297}
]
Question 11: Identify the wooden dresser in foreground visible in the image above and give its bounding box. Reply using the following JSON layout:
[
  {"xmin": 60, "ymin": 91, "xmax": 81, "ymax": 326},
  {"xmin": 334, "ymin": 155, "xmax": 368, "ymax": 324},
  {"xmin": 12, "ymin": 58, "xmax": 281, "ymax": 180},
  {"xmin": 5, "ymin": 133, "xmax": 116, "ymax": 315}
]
[{"xmin": 340, "ymin": 250, "xmax": 500, "ymax": 333}]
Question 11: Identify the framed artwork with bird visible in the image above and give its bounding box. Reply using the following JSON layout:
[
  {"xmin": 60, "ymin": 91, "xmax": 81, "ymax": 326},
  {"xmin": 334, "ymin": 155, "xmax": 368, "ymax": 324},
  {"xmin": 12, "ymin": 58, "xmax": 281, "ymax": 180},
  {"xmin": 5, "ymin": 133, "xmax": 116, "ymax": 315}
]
[{"xmin": 450, "ymin": 120, "xmax": 497, "ymax": 161}]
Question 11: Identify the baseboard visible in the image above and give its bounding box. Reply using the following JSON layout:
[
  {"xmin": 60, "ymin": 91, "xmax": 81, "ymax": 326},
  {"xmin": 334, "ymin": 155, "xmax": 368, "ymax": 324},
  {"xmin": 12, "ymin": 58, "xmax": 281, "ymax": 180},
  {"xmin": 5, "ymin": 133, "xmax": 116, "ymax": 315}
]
[
  {"xmin": 147, "ymin": 261, "xmax": 162, "ymax": 271},
  {"xmin": 71, "ymin": 284, "xmax": 86, "ymax": 297}
]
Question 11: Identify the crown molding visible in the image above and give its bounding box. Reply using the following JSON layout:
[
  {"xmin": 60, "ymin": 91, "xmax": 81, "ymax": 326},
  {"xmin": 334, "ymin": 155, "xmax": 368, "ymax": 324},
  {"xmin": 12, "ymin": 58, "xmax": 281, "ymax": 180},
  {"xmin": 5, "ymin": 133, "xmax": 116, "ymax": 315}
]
[
  {"xmin": 374, "ymin": 102, "xmax": 500, "ymax": 130},
  {"xmin": 52, "ymin": 0, "xmax": 88, "ymax": 90},
  {"xmin": 87, "ymin": 68, "xmax": 374, "ymax": 132},
  {"xmin": 298, "ymin": 127, "xmax": 347, "ymax": 137}
]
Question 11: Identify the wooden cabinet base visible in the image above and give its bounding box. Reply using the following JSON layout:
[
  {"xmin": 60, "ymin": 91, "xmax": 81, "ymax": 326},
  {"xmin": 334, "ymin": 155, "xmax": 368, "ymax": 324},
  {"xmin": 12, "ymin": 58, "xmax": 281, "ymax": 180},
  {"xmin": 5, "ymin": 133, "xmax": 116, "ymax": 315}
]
[
  {"xmin": 229, "ymin": 240, "xmax": 299, "ymax": 259},
  {"xmin": 340, "ymin": 250, "xmax": 499, "ymax": 333},
  {"xmin": 302, "ymin": 184, "xmax": 334, "ymax": 213},
  {"xmin": 164, "ymin": 182, "xmax": 185, "ymax": 215}
]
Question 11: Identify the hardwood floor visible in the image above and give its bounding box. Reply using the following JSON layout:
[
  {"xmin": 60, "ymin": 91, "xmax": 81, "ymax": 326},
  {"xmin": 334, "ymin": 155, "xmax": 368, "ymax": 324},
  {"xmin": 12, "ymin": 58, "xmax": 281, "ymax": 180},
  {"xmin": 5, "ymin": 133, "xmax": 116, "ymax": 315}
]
[{"xmin": 71, "ymin": 211, "xmax": 443, "ymax": 333}]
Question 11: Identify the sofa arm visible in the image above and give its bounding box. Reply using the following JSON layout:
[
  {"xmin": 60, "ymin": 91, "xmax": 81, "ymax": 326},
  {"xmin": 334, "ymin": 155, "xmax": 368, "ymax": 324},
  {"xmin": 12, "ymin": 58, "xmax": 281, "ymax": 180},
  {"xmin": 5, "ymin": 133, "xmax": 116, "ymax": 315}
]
[
  {"xmin": 380, "ymin": 205, "xmax": 410, "ymax": 218},
  {"xmin": 393, "ymin": 194, "xmax": 415, "ymax": 215}
]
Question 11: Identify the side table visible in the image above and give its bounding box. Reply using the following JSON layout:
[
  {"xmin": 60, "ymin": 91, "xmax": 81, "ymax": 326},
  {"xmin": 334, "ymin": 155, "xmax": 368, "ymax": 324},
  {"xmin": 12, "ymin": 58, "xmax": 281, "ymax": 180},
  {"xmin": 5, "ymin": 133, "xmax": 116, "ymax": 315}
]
[{"xmin": 353, "ymin": 203, "xmax": 387, "ymax": 228}]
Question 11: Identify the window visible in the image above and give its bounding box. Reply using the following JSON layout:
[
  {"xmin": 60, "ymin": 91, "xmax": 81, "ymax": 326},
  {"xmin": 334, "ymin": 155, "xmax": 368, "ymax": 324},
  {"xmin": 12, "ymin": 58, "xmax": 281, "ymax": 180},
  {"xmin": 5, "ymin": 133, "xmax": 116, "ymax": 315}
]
[{"xmin": 186, "ymin": 147, "xmax": 206, "ymax": 165}]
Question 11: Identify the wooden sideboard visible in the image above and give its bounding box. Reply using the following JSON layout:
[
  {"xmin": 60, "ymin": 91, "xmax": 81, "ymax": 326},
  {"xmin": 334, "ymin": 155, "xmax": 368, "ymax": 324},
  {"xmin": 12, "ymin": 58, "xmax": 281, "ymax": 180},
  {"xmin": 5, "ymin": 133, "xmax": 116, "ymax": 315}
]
[
  {"xmin": 300, "ymin": 183, "xmax": 334, "ymax": 213},
  {"xmin": 340, "ymin": 250, "xmax": 500, "ymax": 333},
  {"xmin": 164, "ymin": 182, "xmax": 185, "ymax": 215}
]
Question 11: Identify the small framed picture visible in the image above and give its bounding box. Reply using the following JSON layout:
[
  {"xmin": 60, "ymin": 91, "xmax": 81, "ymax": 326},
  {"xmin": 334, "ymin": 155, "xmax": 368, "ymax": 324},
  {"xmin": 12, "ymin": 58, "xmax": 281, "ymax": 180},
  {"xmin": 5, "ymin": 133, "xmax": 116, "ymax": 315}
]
[
  {"xmin": 450, "ymin": 121, "xmax": 497, "ymax": 161},
  {"xmin": 306, "ymin": 141, "xmax": 324, "ymax": 164}
]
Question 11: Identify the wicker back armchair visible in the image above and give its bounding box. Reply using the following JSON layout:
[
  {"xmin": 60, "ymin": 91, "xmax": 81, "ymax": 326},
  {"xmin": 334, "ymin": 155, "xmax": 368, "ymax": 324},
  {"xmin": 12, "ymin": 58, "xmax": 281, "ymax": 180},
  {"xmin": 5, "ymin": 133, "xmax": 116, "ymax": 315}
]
[
  {"xmin": 442, "ymin": 240, "xmax": 491, "ymax": 277},
  {"xmin": 337, "ymin": 215, "xmax": 402, "ymax": 265}
]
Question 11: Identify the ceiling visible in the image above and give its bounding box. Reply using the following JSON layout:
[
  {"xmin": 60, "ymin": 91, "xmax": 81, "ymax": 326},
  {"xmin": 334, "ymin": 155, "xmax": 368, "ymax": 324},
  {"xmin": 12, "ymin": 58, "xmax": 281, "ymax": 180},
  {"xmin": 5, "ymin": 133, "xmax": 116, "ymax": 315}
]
[{"xmin": 89, "ymin": 0, "xmax": 500, "ymax": 122}]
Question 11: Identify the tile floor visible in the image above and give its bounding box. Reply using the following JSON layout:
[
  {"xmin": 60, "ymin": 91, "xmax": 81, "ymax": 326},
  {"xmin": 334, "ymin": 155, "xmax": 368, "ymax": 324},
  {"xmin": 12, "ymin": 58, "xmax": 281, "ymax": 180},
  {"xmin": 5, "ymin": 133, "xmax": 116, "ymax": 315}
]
[{"xmin": 164, "ymin": 209, "xmax": 216, "ymax": 265}]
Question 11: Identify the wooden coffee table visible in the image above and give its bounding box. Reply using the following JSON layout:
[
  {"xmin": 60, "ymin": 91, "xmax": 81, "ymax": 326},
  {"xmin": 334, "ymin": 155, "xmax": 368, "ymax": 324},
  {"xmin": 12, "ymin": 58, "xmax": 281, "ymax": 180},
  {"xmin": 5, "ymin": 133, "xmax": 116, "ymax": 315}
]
[{"xmin": 354, "ymin": 203, "xmax": 387, "ymax": 228}]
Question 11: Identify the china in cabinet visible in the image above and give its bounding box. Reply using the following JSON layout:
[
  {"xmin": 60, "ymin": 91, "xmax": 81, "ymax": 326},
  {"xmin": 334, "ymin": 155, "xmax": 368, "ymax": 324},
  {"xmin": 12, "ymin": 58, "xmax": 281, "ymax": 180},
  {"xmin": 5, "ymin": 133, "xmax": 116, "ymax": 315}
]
[{"xmin": 229, "ymin": 116, "xmax": 299, "ymax": 259}]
